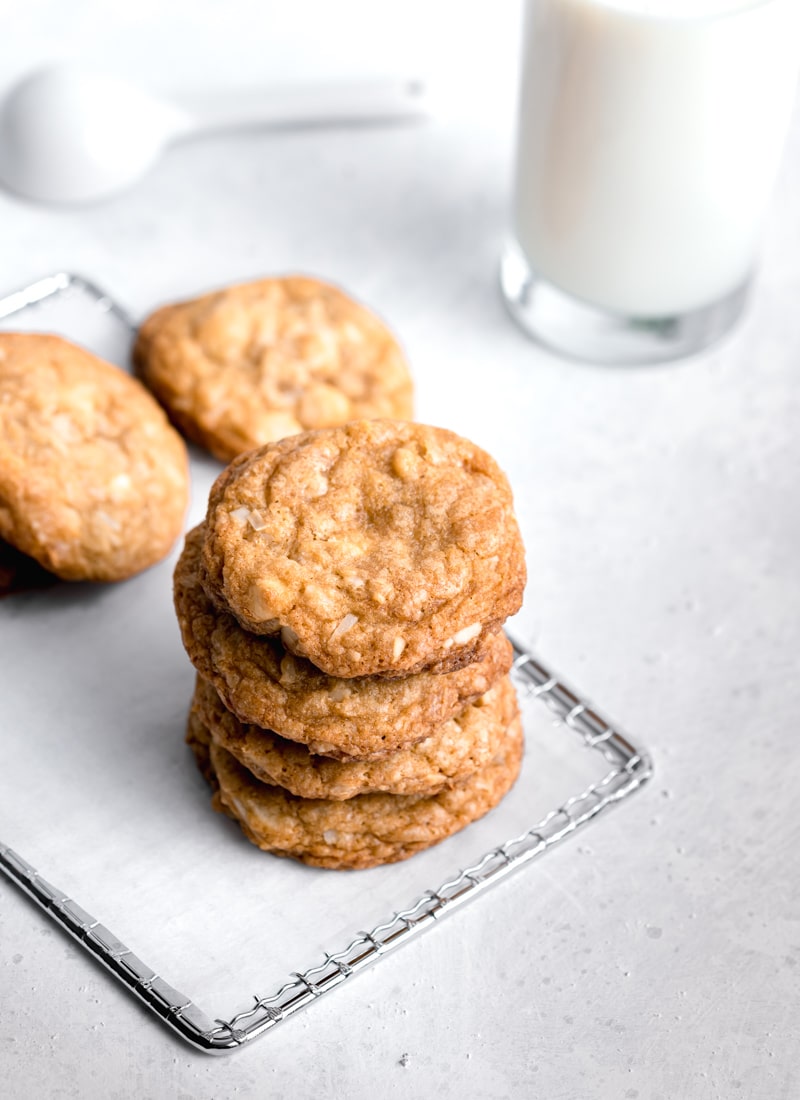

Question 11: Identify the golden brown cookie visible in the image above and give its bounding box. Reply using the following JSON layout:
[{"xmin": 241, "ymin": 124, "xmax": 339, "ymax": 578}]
[
  {"xmin": 191, "ymin": 672, "xmax": 520, "ymax": 800},
  {"xmin": 187, "ymin": 705, "xmax": 524, "ymax": 869},
  {"xmin": 0, "ymin": 333, "xmax": 189, "ymax": 581},
  {"xmin": 201, "ymin": 420, "xmax": 527, "ymax": 678},
  {"xmin": 133, "ymin": 276, "xmax": 414, "ymax": 462},
  {"xmin": 174, "ymin": 524, "xmax": 513, "ymax": 758}
]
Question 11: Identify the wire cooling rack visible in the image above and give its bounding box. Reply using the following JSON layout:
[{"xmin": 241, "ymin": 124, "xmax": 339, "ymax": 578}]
[{"xmin": 0, "ymin": 273, "xmax": 653, "ymax": 1054}]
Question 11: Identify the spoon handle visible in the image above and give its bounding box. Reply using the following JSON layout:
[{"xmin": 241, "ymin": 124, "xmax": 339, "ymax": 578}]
[{"xmin": 171, "ymin": 78, "xmax": 428, "ymax": 136}]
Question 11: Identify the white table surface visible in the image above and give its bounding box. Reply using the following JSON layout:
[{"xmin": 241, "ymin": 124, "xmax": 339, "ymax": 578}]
[{"xmin": 2, "ymin": 3, "xmax": 799, "ymax": 1097}]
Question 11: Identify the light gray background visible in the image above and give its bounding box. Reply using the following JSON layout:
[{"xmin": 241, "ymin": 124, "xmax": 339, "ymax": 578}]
[{"xmin": 1, "ymin": 2, "xmax": 799, "ymax": 1097}]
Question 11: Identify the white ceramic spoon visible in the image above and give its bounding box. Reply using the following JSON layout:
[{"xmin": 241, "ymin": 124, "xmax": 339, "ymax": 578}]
[{"xmin": 0, "ymin": 64, "xmax": 428, "ymax": 204}]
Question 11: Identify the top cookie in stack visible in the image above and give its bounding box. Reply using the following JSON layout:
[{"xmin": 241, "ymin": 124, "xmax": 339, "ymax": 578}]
[
  {"xmin": 177, "ymin": 419, "xmax": 527, "ymax": 868},
  {"xmin": 200, "ymin": 419, "xmax": 526, "ymax": 677}
]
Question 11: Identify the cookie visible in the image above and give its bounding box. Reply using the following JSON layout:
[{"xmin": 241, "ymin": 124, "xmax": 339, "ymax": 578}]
[
  {"xmin": 187, "ymin": 706, "xmax": 524, "ymax": 869},
  {"xmin": 191, "ymin": 672, "xmax": 520, "ymax": 800},
  {"xmin": 0, "ymin": 333, "xmax": 189, "ymax": 581},
  {"xmin": 133, "ymin": 276, "xmax": 413, "ymax": 462},
  {"xmin": 174, "ymin": 524, "xmax": 513, "ymax": 758},
  {"xmin": 201, "ymin": 420, "xmax": 527, "ymax": 678}
]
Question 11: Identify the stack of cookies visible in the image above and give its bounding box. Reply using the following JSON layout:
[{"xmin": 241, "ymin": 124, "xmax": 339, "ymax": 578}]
[{"xmin": 174, "ymin": 419, "xmax": 527, "ymax": 870}]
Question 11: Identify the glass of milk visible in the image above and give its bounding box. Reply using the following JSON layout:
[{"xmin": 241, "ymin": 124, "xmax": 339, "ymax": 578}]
[{"xmin": 500, "ymin": 0, "xmax": 800, "ymax": 364}]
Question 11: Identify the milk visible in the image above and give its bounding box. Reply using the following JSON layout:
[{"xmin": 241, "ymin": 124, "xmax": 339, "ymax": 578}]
[{"xmin": 512, "ymin": 0, "xmax": 800, "ymax": 318}]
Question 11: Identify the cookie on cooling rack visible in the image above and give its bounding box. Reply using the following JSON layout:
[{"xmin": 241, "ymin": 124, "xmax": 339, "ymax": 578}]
[
  {"xmin": 190, "ymin": 672, "xmax": 520, "ymax": 800},
  {"xmin": 133, "ymin": 276, "xmax": 414, "ymax": 462},
  {"xmin": 0, "ymin": 333, "xmax": 189, "ymax": 581},
  {"xmin": 174, "ymin": 524, "xmax": 513, "ymax": 758},
  {"xmin": 187, "ymin": 704, "xmax": 524, "ymax": 870},
  {"xmin": 201, "ymin": 420, "xmax": 527, "ymax": 679}
]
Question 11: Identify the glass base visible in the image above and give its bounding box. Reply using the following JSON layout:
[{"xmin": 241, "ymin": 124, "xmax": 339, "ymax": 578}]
[{"xmin": 499, "ymin": 240, "xmax": 750, "ymax": 366}]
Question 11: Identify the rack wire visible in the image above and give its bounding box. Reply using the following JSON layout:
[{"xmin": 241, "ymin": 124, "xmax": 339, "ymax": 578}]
[{"xmin": 0, "ymin": 273, "xmax": 653, "ymax": 1054}]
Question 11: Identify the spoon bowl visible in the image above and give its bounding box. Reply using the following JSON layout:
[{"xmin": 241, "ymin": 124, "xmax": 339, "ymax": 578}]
[{"xmin": 0, "ymin": 65, "xmax": 188, "ymax": 203}]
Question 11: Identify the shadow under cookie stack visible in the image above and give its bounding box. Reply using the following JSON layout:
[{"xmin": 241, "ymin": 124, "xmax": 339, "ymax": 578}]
[{"xmin": 174, "ymin": 419, "xmax": 527, "ymax": 870}]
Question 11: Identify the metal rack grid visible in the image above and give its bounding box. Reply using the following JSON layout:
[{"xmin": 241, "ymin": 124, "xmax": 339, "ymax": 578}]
[{"xmin": 0, "ymin": 273, "xmax": 653, "ymax": 1054}]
